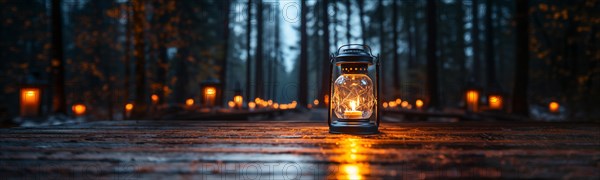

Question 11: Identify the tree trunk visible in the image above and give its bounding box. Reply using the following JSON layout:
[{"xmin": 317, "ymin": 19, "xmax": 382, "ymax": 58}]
[
  {"xmin": 512, "ymin": 0, "xmax": 529, "ymax": 116},
  {"xmin": 378, "ymin": 0, "xmax": 386, "ymax": 99},
  {"xmin": 154, "ymin": 0, "xmax": 168, "ymax": 105},
  {"xmin": 471, "ymin": 0, "xmax": 481, "ymax": 83},
  {"xmin": 299, "ymin": 0, "xmax": 308, "ymax": 107},
  {"xmin": 358, "ymin": 0, "xmax": 366, "ymax": 44},
  {"xmin": 485, "ymin": 0, "xmax": 496, "ymax": 88},
  {"xmin": 333, "ymin": 0, "xmax": 338, "ymax": 47},
  {"xmin": 405, "ymin": 1, "xmax": 415, "ymax": 68},
  {"xmin": 132, "ymin": 0, "xmax": 147, "ymax": 118},
  {"xmin": 426, "ymin": 0, "xmax": 440, "ymax": 109},
  {"xmin": 455, "ymin": 0, "xmax": 466, "ymax": 84},
  {"xmin": 51, "ymin": 0, "xmax": 66, "ymax": 115},
  {"xmin": 345, "ymin": 0, "xmax": 351, "ymax": 44},
  {"xmin": 274, "ymin": 5, "xmax": 281, "ymax": 101},
  {"xmin": 392, "ymin": 0, "xmax": 400, "ymax": 96},
  {"xmin": 245, "ymin": 0, "xmax": 252, "ymax": 101},
  {"xmin": 220, "ymin": 0, "xmax": 231, "ymax": 105},
  {"xmin": 124, "ymin": 0, "xmax": 132, "ymax": 119},
  {"xmin": 255, "ymin": 0, "xmax": 263, "ymax": 99},
  {"xmin": 320, "ymin": 0, "xmax": 331, "ymax": 107}
]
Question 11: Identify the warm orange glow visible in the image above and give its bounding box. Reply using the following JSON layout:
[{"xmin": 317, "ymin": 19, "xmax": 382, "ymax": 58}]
[
  {"xmin": 307, "ymin": 104, "xmax": 312, "ymax": 109},
  {"xmin": 267, "ymin": 100, "xmax": 273, "ymax": 106},
  {"xmin": 324, "ymin": 95, "xmax": 330, "ymax": 106},
  {"xmin": 415, "ymin": 99, "xmax": 424, "ymax": 110},
  {"xmin": 395, "ymin": 98, "xmax": 401, "ymax": 104},
  {"xmin": 280, "ymin": 104, "xmax": 288, "ymax": 110},
  {"xmin": 125, "ymin": 103, "xmax": 134, "ymax": 112},
  {"xmin": 273, "ymin": 103, "xmax": 279, "ymax": 109},
  {"xmin": 204, "ymin": 87, "xmax": 217, "ymax": 107},
  {"xmin": 185, "ymin": 98, "xmax": 195, "ymax": 106},
  {"xmin": 401, "ymin": 101, "xmax": 408, "ymax": 108},
  {"xmin": 233, "ymin": 95, "xmax": 243, "ymax": 108},
  {"xmin": 489, "ymin": 95, "xmax": 503, "ymax": 110},
  {"xmin": 333, "ymin": 138, "xmax": 369, "ymax": 180},
  {"xmin": 382, "ymin": 102, "xmax": 388, "ymax": 108},
  {"xmin": 151, "ymin": 94, "xmax": 159, "ymax": 104},
  {"xmin": 205, "ymin": 87, "xmax": 216, "ymax": 95},
  {"xmin": 549, "ymin": 101, "xmax": 559, "ymax": 113},
  {"xmin": 72, "ymin": 104, "xmax": 86, "ymax": 116},
  {"xmin": 313, "ymin": 99, "xmax": 319, "ymax": 106},
  {"xmin": 20, "ymin": 88, "xmax": 41, "ymax": 117},
  {"xmin": 227, "ymin": 101, "xmax": 235, "ymax": 108},
  {"xmin": 466, "ymin": 90, "xmax": 480, "ymax": 112},
  {"xmin": 389, "ymin": 101, "xmax": 397, "ymax": 108},
  {"xmin": 344, "ymin": 100, "xmax": 363, "ymax": 119},
  {"xmin": 248, "ymin": 102, "xmax": 256, "ymax": 110}
]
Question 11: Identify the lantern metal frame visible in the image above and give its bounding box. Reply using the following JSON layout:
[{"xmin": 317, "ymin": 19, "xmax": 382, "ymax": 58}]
[{"xmin": 328, "ymin": 44, "xmax": 380, "ymax": 134}]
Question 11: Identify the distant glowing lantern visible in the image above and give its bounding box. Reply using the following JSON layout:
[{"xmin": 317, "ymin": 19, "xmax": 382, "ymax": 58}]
[
  {"xmin": 382, "ymin": 102, "xmax": 388, "ymax": 109},
  {"xmin": 151, "ymin": 94, "xmax": 159, "ymax": 104},
  {"xmin": 267, "ymin": 100, "xmax": 273, "ymax": 106},
  {"xmin": 464, "ymin": 78, "xmax": 481, "ymax": 112},
  {"xmin": 465, "ymin": 90, "xmax": 480, "ymax": 112},
  {"xmin": 248, "ymin": 102, "xmax": 256, "ymax": 110},
  {"xmin": 185, "ymin": 98, "xmax": 195, "ymax": 107},
  {"xmin": 549, "ymin": 101, "xmax": 559, "ymax": 113},
  {"xmin": 415, "ymin": 99, "xmax": 424, "ymax": 110},
  {"xmin": 273, "ymin": 103, "xmax": 279, "ymax": 109},
  {"xmin": 20, "ymin": 86, "xmax": 42, "ymax": 117},
  {"xmin": 124, "ymin": 103, "xmax": 134, "ymax": 119},
  {"xmin": 233, "ymin": 95, "xmax": 243, "ymax": 109},
  {"xmin": 324, "ymin": 95, "xmax": 330, "ymax": 106},
  {"xmin": 488, "ymin": 95, "xmax": 503, "ymax": 110},
  {"xmin": 389, "ymin": 101, "xmax": 397, "ymax": 108},
  {"xmin": 314, "ymin": 99, "xmax": 319, "ymax": 106},
  {"xmin": 401, "ymin": 101, "xmax": 408, "ymax": 108},
  {"xmin": 395, "ymin": 98, "xmax": 401, "ymax": 105},
  {"xmin": 228, "ymin": 101, "xmax": 235, "ymax": 109},
  {"xmin": 72, "ymin": 103, "xmax": 86, "ymax": 116},
  {"xmin": 200, "ymin": 78, "xmax": 221, "ymax": 108},
  {"xmin": 328, "ymin": 44, "xmax": 380, "ymax": 134}
]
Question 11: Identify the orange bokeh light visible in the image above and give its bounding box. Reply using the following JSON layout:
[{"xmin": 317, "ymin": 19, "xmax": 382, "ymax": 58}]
[{"xmin": 72, "ymin": 104, "xmax": 86, "ymax": 116}]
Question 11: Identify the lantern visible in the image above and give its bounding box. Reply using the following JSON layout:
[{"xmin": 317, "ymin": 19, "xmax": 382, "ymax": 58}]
[
  {"xmin": 20, "ymin": 86, "xmax": 43, "ymax": 117},
  {"xmin": 488, "ymin": 94, "xmax": 503, "ymax": 110},
  {"xmin": 71, "ymin": 103, "xmax": 86, "ymax": 117},
  {"xmin": 464, "ymin": 78, "xmax": 481, "ymax": 113},
  {"xmin": 151, "ymin": 94, "xmax": 159, "ymax": 104},
  {"xmin": 415, "ymin": 99, "xmax": 424, "ymax": 110},
  {"xmin": 549, "ymin": 101, "xmax": 559, "ymax": 113},
  {"xmin": 124, "ymin": 103, "xmax": 134, "ymax": 119},
  {"xmin": 233, "ymin": 91, "xmax": 243, "ymax": 109},
  {"xmin": 248, "ymin": 102, "xmax": 256, "ymax": 110},
  {"xmin": 185, "ymin": 98, "xmax": 195, "ymax": 107},
  {"xmin": 200, "ymin": 78, "xmax": 221, "ymax": 108},
  {"xmin": 328, "ymin": 44, "xmax": 380, "ymax": 134}
]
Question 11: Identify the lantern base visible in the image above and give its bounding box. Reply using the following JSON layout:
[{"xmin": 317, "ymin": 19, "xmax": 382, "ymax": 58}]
[{"xmin": 329, "ymin": 121, "xmax": 379, "ymax": 134}]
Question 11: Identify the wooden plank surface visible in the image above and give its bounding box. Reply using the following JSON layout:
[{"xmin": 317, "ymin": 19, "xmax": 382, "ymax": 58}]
[{"xmin": 1, "ymin": 120, "xmax": 599, "ymax": 179}]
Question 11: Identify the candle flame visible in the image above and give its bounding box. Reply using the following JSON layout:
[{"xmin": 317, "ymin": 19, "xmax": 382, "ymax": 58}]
[{"xmin": 350, "ymin": 100, "xmax": 357, "ymax": 111}]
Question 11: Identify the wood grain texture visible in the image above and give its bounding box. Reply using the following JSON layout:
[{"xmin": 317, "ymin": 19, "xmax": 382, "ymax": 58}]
[{"xmin": 1, "ymin": 121, "xmax": 599, "ymax": 179}]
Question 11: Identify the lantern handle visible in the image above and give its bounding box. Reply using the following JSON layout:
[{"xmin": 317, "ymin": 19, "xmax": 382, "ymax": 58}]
[{"xmin": 336, "ymin": 44, "xmax": 375, "ymax": 57}]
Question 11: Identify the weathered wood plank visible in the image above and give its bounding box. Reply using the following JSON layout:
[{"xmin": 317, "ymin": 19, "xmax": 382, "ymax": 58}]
[{"xmin": 1, "ymin": 121, "xmax": 599, "ymax": 179}]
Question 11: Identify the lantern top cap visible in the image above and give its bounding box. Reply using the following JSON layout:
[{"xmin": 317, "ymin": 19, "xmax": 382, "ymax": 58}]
[
  {"xmin": 334, "ymin": 44, "xmax": 375, "ymax": 65},
  {"xmin": 200, "ymin": 77, "xmax": 221, "ymax": 86}
]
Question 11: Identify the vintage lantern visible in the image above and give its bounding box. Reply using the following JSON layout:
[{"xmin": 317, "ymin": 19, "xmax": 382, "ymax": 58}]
[
  {"xmin": 549, "ymin": 101, "xmax": 559, "ymax": 113},
  {"xmin": 200, "ymin": 78, "xmax": 221, "ymax": 108},
  {"xmin": 233, "ymin": 88, "xmax": 243, "ymax": 109},
  {"xmin": 415, "ymin": 99, "xmax": 424, "ymax": 110},
  {"xmin": 185, "ymin": 98, "xmax": 195, "ymax": 107},
  {"xmin": 464, "ymin": 78, "xmax": 481, "ymax": 112},
  {"xmin": 487, "ymin": 82, "xmax": 504, "ymax": 111},
  {"xmin": 71, "ymin": 103, "xmax": 87, "ymax": 117},
  {"xmin": 328, "ymin": 44, "xmax": 380, "ymax": 134},
  {"xmin": 20, "ymin": 86, "xmax": 43, "ymax": 117}
]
